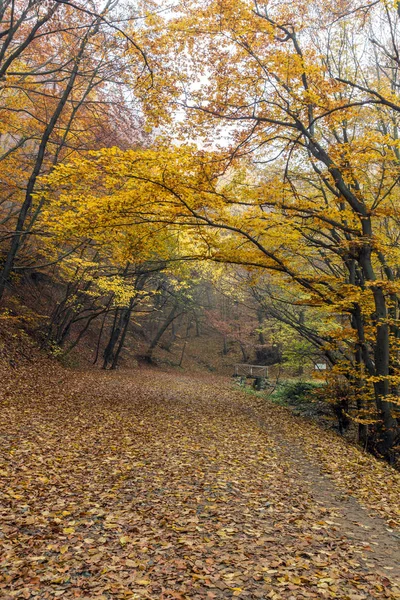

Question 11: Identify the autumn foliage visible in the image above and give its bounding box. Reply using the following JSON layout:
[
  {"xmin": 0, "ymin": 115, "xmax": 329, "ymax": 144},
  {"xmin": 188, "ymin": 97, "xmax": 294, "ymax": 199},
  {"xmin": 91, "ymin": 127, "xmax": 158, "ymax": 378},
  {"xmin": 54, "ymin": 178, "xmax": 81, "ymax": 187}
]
[{"xmin": 2, "ymin": 0, "xmax": 400, "ymax": 462}]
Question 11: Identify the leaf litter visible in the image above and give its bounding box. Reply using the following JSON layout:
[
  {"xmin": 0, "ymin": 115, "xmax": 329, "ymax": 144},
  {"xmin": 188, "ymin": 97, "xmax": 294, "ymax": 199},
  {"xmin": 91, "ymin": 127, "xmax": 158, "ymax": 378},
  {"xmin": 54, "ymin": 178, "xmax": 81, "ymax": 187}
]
[{"xmin": 1, "ymin": 365, "xmax": 400, "ymax": 599}]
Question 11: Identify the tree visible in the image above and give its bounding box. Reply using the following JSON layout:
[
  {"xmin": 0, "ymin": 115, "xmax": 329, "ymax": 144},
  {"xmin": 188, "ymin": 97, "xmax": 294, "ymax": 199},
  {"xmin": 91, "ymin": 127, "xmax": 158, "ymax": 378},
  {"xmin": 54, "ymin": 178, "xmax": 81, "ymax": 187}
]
[
  {"xmin": 132, "ymin": 0, "xmax": 400, "ymax": 460},
  {"xmin": 0, "ymin": 0, "xmax": 151, "ymax": 300}
]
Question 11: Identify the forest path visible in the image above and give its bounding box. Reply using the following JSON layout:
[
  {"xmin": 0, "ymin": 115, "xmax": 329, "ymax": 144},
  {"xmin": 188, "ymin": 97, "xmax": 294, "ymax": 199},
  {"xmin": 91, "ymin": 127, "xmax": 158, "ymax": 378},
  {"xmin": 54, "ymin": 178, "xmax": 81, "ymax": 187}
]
[{"xmin": 1, "ymin": 368, "xmax": 400, "ymax": 599}]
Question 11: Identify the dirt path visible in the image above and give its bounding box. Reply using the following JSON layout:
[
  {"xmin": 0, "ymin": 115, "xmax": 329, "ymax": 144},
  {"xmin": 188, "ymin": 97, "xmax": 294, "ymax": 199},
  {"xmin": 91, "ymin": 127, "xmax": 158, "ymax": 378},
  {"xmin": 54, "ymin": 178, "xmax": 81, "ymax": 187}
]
[
  {"xmin": 1, "ymin": 369, "xmax": 400, "ymax": 599},
  {"xmin": 243, "ymin": 405, "xmax": 400, "ymax": 581}
]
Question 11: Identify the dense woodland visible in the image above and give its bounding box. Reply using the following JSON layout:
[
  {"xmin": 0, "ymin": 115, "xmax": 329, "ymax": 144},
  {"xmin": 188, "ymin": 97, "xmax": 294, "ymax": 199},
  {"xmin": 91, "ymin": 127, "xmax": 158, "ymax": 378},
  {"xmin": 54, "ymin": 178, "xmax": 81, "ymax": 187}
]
[{"xmin": 2, "ymin": 0, "xmax": 400, "ymax": 465}]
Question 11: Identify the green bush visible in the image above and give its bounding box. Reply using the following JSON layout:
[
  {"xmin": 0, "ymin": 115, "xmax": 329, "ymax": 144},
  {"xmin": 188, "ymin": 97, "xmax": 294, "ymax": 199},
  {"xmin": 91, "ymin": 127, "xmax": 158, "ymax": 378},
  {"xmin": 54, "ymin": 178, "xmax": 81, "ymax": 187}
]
[{"xmin": 272, "ymin": 381, "xmax": 321, "ymax": 405}]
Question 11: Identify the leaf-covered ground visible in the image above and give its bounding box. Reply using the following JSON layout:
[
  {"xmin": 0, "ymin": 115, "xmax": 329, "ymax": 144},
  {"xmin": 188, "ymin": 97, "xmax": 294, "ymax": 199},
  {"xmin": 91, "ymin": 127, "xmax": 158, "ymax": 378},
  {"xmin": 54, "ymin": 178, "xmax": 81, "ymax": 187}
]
[{"xmin": 1, "ymin": 367, "xmax": 400, "ymax": 599}]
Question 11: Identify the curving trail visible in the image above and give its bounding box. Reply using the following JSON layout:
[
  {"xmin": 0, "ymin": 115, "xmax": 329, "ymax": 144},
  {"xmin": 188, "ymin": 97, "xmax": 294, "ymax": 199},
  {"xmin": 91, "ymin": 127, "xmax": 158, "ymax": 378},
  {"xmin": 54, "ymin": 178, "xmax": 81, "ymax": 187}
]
[{"xmin": 1, "ymin": 368, "xmax": 400, "ymax": 599}]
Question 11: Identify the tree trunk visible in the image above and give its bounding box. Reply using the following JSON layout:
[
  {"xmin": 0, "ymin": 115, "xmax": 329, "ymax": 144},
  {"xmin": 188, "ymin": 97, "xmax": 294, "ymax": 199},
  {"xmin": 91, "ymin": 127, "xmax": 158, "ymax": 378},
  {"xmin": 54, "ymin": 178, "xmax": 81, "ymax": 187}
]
[
  {"xmin": 354, "ymin": 345, "xmax": 368, "ymax": 447},
  {"xmin": 103, "ymin": 309, "xmax": 121, "ymax": 369},
  {"xmin": 110, "ymin": 302, "xmax": 134, "ymax": 370},
  {"xmin": 0, "ymin": 38, "xmax": 88, "ymax": 301},
  {"xmin": 145, "ymin": 304, "xmax": 183, "ymax": 363},
  {"xmin": 359, "ymin": 241, "xmax": 398, "ymax": 460}
]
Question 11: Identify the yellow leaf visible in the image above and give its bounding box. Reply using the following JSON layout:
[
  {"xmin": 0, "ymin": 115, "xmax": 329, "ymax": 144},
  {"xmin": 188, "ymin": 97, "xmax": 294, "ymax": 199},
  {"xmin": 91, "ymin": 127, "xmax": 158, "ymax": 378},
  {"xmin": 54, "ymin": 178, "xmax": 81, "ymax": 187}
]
[
  {"xmin": 119, "ymin": 536, "xmax": 130, "ymax": 545},
  {"xmin": 216, "ymin": 529, "xmax": 227, "ymax": 537},
  {"xmin": 62, "ymin": 527, "xmax": 75, "ymax": 534}
]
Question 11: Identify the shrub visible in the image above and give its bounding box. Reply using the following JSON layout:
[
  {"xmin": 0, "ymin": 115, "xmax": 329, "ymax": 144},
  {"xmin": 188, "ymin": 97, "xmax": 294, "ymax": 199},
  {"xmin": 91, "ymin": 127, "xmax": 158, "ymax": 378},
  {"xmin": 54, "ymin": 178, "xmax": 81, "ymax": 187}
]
[{"xmin": 274, "ymin": 381, "xmax": 320, "ymax": 405}]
